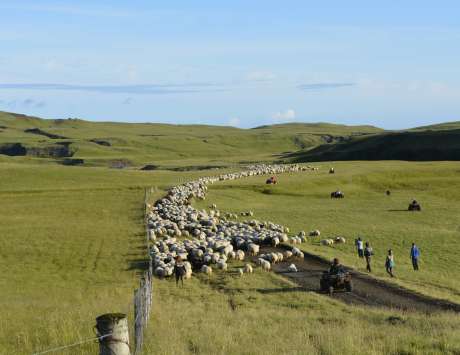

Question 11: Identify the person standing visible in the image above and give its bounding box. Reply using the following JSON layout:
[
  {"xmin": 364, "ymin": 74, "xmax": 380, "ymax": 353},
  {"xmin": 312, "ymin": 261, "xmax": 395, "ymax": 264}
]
[
  {"xmin": 364, "ymin": 242, "xmax": 373, "ymax": 272},
  {"xmin": 385, "ymin": 249, "xmax": 395, "ymax": 277},
  {"xmin": 174, "ymin": 256, "xmax": 186, "ymax": 287},
  {"xmin": 356, "ymin": 237, "xmax": 364, "ymax": 258},
  {"xmin": 410, "ymin": 243, "xmax": 420, "ymax": 271}
]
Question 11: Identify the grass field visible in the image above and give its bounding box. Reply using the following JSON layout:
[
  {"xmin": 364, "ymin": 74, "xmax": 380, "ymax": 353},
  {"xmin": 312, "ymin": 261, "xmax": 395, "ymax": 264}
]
[
  {"xmin": 146, "ymin": 267, "xmax": 460, "ymax": 355},
  {"xmin": 0, "ymin": 162, "xmax": 208, "ymax": 354},
  {"xmin": 194, "ymin": 161, "xmax": 460, "ymax": 304},
  {"xmin": 2, "ymin": 118, "xmax": 460, "ymax": 354}
]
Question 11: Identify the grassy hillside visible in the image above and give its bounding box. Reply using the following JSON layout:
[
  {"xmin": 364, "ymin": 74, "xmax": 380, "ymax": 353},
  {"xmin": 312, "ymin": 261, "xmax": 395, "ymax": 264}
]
[
  {"xmin": 0, "ymin": 111, "xmax": 381, "ymax": 168},
  {"xmin": 286, "ymin": 130, "xmax": 460, "ymax": 162},
  {"xmin": 194, "ymin": 161, "xmax": 460, "ymax": 303},
  {"xmin": 2, "ymin": 111, "xmax": 460, "ymax": 354},
  {"xmin": 2, "ymin": 159, "xmax": 460, "ymax": 354},
  {"xmin": 143, "ymin": 161, "xmax": 460, "ymax": 354}
]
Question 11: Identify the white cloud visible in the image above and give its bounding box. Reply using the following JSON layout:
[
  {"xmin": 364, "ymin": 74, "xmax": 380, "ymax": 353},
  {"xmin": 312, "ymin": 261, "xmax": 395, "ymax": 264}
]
[
  {"xmin": 247, "ymin": 71, "xmax": 276, "ymax": 82},
  {"xmin": 227, "ymin": 117, "xmax": 241, "ymax": 127},
  {"xmin": 272, "ymin": 109, "xmax": 296, "ymax": 122}
]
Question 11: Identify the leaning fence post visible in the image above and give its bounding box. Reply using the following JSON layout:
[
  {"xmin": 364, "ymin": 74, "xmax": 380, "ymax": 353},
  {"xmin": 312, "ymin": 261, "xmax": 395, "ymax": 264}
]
[{"xmin": 96, "ymin": 313, "xmax": 131, "ymax": 355}]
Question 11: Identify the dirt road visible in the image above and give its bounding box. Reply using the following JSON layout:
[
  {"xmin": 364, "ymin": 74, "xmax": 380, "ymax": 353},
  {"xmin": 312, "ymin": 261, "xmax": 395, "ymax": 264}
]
[{"xmin": 258, "ymin": 246, "xmax": 460, "ymax": 313}]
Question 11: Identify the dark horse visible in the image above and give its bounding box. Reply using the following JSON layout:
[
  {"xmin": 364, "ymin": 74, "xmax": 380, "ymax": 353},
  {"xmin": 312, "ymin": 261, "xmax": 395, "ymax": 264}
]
[{"xmin": 331, "ymin": 191, "xmax": 344, "ymax": 199}]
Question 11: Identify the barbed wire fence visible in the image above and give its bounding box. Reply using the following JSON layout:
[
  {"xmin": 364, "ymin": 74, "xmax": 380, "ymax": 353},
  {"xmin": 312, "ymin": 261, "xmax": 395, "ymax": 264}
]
[{"xmin": 132, "ymin": 187, "xmax": 155, "ymax": 355}]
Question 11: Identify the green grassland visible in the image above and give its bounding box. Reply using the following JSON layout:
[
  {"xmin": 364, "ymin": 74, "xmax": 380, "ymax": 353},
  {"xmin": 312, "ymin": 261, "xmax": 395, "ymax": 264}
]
[
  {"xmin": 194, "ymin": 161, "xmax": 460, "ymax": 304},
  {"xmin": 146, "ymin": 267, "xmax": 460, "ymax": 355},
  {"xmin": 2, "ymin": 112, "xmax": 460, "ymax": 354},
  {"xmin": 0, "ymin": 162, "xmax": 209, "ymax": 354},
  {"xmin": 0, "ymin": 111, "xmax": 382, "ymax": 168}
]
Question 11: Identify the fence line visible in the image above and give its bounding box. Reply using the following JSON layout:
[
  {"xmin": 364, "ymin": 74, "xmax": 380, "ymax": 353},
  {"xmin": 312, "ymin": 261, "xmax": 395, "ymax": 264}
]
[{"xmin": 132, "ymin": 187, "xmax": 155, "ymax": 354}]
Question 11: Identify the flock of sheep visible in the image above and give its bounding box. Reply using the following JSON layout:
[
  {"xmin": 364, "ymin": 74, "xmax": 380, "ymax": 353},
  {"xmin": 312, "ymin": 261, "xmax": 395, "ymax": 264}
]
[{"xmin": 147, "ymin": 164, "xmax": 345, "ymax": 280}]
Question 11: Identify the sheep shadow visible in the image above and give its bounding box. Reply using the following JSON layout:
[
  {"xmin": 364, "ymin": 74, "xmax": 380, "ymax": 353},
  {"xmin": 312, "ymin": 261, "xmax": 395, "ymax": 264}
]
[
  {"xmin": 387, "ymin": 209, "xmax": 410, "ymax": 212},
  {"xmin": 126, "ymin": 257, "xmax": 151, "ymax": 275},
  {"xmin": 256, "ymin": 286, "xmax": 306, "ymax": 294}
]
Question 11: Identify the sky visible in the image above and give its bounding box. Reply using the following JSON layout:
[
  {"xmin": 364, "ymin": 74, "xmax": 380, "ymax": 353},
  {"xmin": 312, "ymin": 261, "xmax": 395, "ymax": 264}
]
[{"xmin": 0, "ymin": 1, "xmax": 459, "ymax": 129}]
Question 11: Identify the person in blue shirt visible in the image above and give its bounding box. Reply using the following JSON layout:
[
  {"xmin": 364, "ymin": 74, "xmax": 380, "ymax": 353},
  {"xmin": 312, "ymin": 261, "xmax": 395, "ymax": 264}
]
[{"xmin": 410, "ymin": 243, "xmax": 420, "ymax": 271}]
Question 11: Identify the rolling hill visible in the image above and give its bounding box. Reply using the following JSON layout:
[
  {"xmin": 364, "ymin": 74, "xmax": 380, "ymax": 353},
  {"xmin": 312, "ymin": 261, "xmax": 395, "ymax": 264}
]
[
  {"xmin": 2, "ymin": 111, "xmax": 460, "ymax": 166},
  {"xmin": 0, "ymin": 111, "xmax": 381, "ymax": 168},
  {"xmin": 285, "ymin": 129, "xmax": 460, "ymax": 162}
]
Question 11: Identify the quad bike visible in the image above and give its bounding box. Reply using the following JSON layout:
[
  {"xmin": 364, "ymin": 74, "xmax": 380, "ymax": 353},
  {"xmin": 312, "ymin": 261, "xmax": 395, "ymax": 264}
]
[
  {"xmin": 320, "ymin": 271, "xmax": 353, "ymax": 296},
  {"xmin": 266, "ymin": 176, "xmax": 277, "ymax": 184},
  {"xmin": 408, "ymin": 202, "xmax": 421, "ymax": 211},
  {"xmin": 330, "ymin": 191, "xmax": 344, "ymax": 199}
]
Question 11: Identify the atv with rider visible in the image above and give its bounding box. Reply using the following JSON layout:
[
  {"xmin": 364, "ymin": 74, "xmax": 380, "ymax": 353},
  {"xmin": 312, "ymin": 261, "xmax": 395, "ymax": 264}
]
[{"xmin": 320, "ymin": 258, "xmax": 353, "ymax": 295}]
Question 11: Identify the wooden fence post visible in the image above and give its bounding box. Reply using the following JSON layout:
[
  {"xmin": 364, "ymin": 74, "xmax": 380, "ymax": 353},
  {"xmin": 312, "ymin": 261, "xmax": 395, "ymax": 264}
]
[{"xmin": 96, "ymin": 313, "xmax": 131, "ymax": 355}]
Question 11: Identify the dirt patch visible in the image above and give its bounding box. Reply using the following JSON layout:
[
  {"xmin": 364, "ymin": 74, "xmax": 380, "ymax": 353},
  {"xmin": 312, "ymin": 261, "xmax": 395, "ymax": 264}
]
[
  {"xmin": 24, "ymin": 128, "xmax": 68, "ymax": 139},
  {"xmin": 89, "ymin": 139, "xmax": 111, "ymax": 146},
  {"xmin": 166, "ymin": 165, "xmax": 227, "ymax": 172},
  {"xmin": 140, "ymin": 164, "xmax": 159, "ymax": 171},
  {"xmin": 60, "ymin": 158, "xmax": 85, "ymax": 166},
  {"xmin": 255, "ymin": 246, "xmax": 460, "ymax": 313}
]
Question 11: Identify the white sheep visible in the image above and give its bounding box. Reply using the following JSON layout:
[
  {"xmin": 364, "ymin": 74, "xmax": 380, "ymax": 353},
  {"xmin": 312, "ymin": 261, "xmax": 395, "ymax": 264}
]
[
  {"xmin": 247, "ymin": 243, "xmax": 260, "ymax": 256},
  {"xmin": 309, "ymin": 230, "xmax": 321, "ymax": 237},
  {"xmin": 238, "ymin": 268, "xmax": 244, "ymax": 276},
  {"xmin": 320, "ymin": 239, "xmax": 334, "ymax": 246},
  {"xmin": 288, "ymin": 264, "xmax": 298, "ymax": 272},
  {"xmin": 243, "ymin": 263, "xmax": 253, "ymax": 273},
  {"xmin": 217, "ymin": 260, "xmax": 228, "ymax": 271},
  {"xmin": 334, "ymin": 236, "xmax": 346, "ymax": 244},
  {"xmin": 260, "ymin": 259, "xmax": 271, "ymax": 271},
  {"xmin": 235, "ymin": 250, "xmax": 245, "ymax": 261},
  {"xmin": 283, "ymin": 250, "xmax": 293, "ymax": 259},
  {"xmin": 201, "ymin": 265, "xmax": 213, "ymax": 275}
]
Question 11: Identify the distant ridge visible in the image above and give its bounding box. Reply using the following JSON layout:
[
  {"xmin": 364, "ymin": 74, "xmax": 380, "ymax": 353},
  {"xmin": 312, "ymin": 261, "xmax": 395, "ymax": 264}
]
[
  {"xmin": 285, "ymin": 129, "xmax": 460, "ymax": 162},
  {"xmin": 2, "ymin": 110, "xmax": 460, "ymax": 165}
]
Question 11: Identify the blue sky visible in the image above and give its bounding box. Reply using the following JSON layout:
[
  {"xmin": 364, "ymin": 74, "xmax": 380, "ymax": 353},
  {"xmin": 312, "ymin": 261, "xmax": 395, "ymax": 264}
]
[{"xmin": 0, "ymin": 1, "xmax": 459, "ymax": 128}]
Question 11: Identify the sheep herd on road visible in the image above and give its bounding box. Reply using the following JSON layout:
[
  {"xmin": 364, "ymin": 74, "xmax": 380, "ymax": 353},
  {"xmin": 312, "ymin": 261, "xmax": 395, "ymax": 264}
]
[{"xmin": 147, "ymin": 164, "xmax": 345, "ymax": 280}]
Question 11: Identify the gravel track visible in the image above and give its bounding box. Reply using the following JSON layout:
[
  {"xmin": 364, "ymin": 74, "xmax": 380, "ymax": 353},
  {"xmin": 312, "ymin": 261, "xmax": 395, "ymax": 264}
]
[{"xmin": 258, "ymin": 246, "xmax": 460, "ymax": 313}]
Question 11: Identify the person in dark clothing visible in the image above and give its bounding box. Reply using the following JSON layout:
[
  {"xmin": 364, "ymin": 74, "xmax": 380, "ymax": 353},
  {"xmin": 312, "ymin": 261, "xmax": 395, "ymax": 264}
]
[
  {"xmin": 329, "ymin": 258, "xmax": 344, "ymax": 275},
  {"xmin": 364, "ymin": 242, "xmax": 373, "ymax": 272},
  {"xmin": 410, "ymin": 243, "xmax": 420, "ymax": 271},
  {"xmin": 174, "ymin": 256, "xmax": 186, "ymax": 286}
]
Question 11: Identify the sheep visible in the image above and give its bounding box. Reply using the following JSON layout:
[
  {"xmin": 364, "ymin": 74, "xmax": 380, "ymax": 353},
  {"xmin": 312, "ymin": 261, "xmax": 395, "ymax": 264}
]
[
  {"xmin": 292, "ymin": 247, "xmax": 303, "ymax": 258},
  {"xmin": 288, "ymin": 264, "xmax": 298, "ymax": 272},
  {"xmin": 243, "ymin": 263, "xmax": 253, "ymax": 273},
  {"xmin": 283, "ymin": 250, "xmax": 293, "ymax": 259},
  {"xmin": 201, "ymin": 265, "xmax": 213, "ymax": 275},
  {"xmin": 271, "ymin": 237, "xmax": 280, "ymax": 247},
  {"xmin": 320, "ymin": 239, "xmax": 334, "ymax": 246},
  {"xmin": 260, "ymin": 260, "xmax": 271, "ymax": 271},
  {"xmin": 148, "ymin": 164, "xmax": 315, "ymax": 280},
  {"xmin": 334, "ymin": 236, "xmax": 346, "ymax": 244},
  {"xmin": 217, "ymin": 260, "xmax": 228, "ymax": 271},
  {"xmin": 238, "ymin": 268, "xmax": 244, "ymax": 276},
  {"xmin": 247, "ymin": 243, "xmax": 260, "ymax": 256},
  {"xmin": 309, "ymin": 230, "xmax": 321, "ymax": 237},
  {"xmin": 235, "ymin": 250, "xmax": 245, "ymax": 261},
  {"xmin": 154, "ymin": 266, "xmax": 166, "ymax": 278}
]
